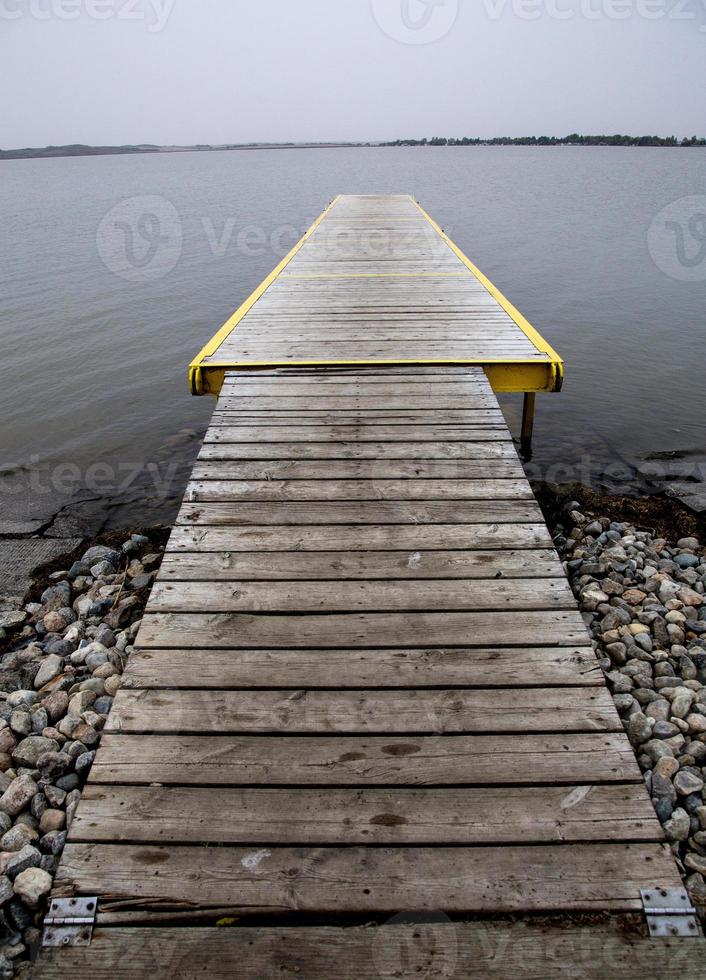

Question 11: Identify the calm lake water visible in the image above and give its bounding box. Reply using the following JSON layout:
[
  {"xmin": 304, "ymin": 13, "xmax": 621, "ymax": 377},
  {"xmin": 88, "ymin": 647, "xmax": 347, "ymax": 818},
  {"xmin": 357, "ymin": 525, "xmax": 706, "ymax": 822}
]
[{"xmin": 1, "ymin": 146, "xmax": 705, "ymax": 533}]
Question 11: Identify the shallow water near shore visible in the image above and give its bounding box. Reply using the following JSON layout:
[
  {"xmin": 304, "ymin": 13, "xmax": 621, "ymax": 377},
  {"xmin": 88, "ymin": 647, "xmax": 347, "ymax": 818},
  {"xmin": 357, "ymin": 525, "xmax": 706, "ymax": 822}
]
[{"xmin": 1, "ymin": 145, "xmax": 705, "ymax": 532}]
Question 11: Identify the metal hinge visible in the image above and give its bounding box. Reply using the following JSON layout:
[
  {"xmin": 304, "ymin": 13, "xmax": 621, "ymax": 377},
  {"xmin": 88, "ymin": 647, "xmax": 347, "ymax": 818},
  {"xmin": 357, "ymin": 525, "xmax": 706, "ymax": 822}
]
[
  {"xmin": 42, "ymin": 897, "xmax": 97, "ymax": 947},
  {"xmin": 641, "ymin": 888, "xmax": 700, "ymax": 938}
]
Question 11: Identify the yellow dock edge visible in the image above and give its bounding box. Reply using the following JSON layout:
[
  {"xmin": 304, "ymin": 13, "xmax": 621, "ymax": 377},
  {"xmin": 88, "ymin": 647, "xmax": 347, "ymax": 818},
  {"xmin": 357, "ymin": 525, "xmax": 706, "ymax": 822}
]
[{"xmin": 188, "ymin": 195, "xmax": 564, "ymax": 397}]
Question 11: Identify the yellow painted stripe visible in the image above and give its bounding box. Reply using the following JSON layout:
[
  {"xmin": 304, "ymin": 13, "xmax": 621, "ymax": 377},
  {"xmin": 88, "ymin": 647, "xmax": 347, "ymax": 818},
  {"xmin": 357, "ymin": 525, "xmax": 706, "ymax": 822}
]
[
  {"xmin": 202, "ymin": 358, "xmax": 551, "ymax": 366},
  {"xmin": 189, "ymin": 195, "xmax": 340, "ymax": 366},
  {"xmin": 411, "ymin": 197, "xmax": 564, "ymax": 375}
]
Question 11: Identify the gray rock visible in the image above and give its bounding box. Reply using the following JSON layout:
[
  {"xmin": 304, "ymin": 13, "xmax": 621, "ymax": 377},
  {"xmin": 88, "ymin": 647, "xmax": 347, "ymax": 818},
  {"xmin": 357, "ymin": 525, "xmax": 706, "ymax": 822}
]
[
  {"xmin": 39, "ymin": 830, "xmax": 65, "ymax": 856},
  {"xmin": 0, "ymin": 776, "xmax": 37, "ymax": 817},
  {"xmin": 90, "ymin": 560, "xmax": 116, "ymax": 578},
  {"xmin": 55, "ymin": 773, "xmax": 79, "ymax": 792},
  {"xmin": 674, "ymin": 770, "xmax": 704, "ymax": 795},
  {"xmin": 0, "ymin": 875, "xmax": 13, "ymax": 905},
  {"xmin": 663, "ymin": 806, "xmax": 691, "ymax": 841},
  {"xmin": 0, "ymin": 824, "xmax": 37, "ymax": 853},
  {"xmin": 36, "ymin": 752, "xmax": 71, "ymax": 780},
  {"xmin": 81, "ymin": 545, "xmax": 121, "ymax": 567},
  {"xmin": 5, "ymin": 845, "xmax": 41, "ymax": 879},
  {"xmin": 44, "ymin": 785, "xmax": 66, "ymax": 808},
  {"xmin": 74, "ymin": 750, "xmax": 95, "ymax": 776},
  {"xmin": 677, "ymin": 537, "xmax": 700, "ymax": 551},
  {"xmin": 9, "ymin": 712, "xmax": 31, "ymax": 737},
  {"xmin": 12, "ymin": 866, "xmax": 51, "ymax": 907},
  {"xmin": 676, "ymin": 554, "xmax": 700, "ymax": 569},
  {"xmin": 94, "ymin": 625, "xmax": 116, "ymax": 648},
  {"xmin": 0, "ymin": 612, "xmax": 26, "ymax": 631},
  {"xmin": 11, "ymin": 737, "xmax": 59, "ymax": 769},
  {"xmin": 30, "ymin": 708, "xmax": 48, "ymax": 734},
  {"xmin": 627, "ymin": 712, "xmax": 653, "ymax": 744},
  {"xmin": 33, "ymin": 655, "xmax": 64, "ymax": 690},
  {"xmin": 6, "ymin": 692, "xmax": 36, "ymax": 710}
]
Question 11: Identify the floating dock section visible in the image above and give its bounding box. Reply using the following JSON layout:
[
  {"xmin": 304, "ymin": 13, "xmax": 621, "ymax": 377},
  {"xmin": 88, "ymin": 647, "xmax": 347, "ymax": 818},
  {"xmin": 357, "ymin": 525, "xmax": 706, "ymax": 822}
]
[{"xmin": 36, "ymin": 198, "xmax": 703, "ymax": 977}]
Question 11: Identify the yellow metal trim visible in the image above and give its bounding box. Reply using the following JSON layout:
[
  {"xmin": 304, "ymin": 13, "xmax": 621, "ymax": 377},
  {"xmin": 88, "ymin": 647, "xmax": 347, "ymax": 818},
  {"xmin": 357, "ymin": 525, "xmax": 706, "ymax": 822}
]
[
  {"xmin": 189, "ymin": 195, "xmax": 341, "ymax": 394},
  {"xmin": 195, "ymin": 358, "xmax": 557, "ymax": 397},
  {"xmin": 411, "ymin": 196, "xmax": 564, "ymax": 389}
]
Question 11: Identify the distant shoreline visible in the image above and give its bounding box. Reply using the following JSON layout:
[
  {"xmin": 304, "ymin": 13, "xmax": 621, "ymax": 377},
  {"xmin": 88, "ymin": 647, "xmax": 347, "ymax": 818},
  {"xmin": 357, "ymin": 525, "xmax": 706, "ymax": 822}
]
[{"xmin": 2, "ymin": 133, "xmax": 705, "ymax": 161}]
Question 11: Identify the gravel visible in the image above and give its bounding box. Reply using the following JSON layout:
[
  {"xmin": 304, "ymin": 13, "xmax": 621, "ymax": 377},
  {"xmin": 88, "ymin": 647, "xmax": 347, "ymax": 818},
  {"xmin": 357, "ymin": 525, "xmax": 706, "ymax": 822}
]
[
  {"xmin": 554, "ymin": 500, "xmax": 706, "ymax": 917},
  {"xmin": 0, "ymin": 530, "xmax": 164, "ymax": 976}
]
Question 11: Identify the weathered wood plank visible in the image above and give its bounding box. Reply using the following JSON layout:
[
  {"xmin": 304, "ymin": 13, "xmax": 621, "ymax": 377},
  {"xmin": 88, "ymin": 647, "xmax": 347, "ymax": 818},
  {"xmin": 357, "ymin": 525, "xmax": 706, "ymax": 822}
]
[
  {"xmin": 219, "ymin": 381, "xmax": 494, "ymax": 396},
  {"xmin": 31, "ymin": 922, "xmax": 706, "ymax": 980},
  {"xmin": 70, "ymin": 785, "xmax": 660, "ymax": 845},
  {"xmin": 176, "ymin": 501, "xmax": 544, "ymax": 526},
  {"xmin": 123, "ymin": 646, "xmax": 601, "ymax": 689},
  {"xmin": 211, "ymin": 410, "xmax": 508, "ymax": 425},
  {"xmin": 106, "ymin": 687, "xmax": 619, "ymax": 734},
  {"xmin": 156, "ymin": 549, "xmax": 564, "ymax": 581},
  {"xmin": 88, "ymin": 733, "xmax": 643, "ymax": 785},
  {"xmin": 215, "ymin": 395, "xmax": 500, "ymax": 409},
  {"xmin": 53, "ymin": 842, "xmax": 679, "ymax": 912},
  {"xmin": 137, "ymin": 609, "xmax": 589, "ymax": 649},
  {"xmin": 166, "ymin": 524, "xmax": 554, "ymax": 552},
  {"xmin": 183, "ymin": 479, "xmax": 534, "ymax": 501},
  {"xmin": 204, "ymin": 425, "xmax": 513, "ymax": 443},
  {"xmin": 198, "ymin": 441, "xmax": 519, "ymax": 460},
  {"xmin": 210, "ymin": 411, "xmax": 509, "ymax": 425},
  {"xmin": 190, "ymin": 459, "xmax": 527, "ymax": 479},
  {"xmin": 148, "ymin": 578, "xmax": 576, "ymax": 614}
]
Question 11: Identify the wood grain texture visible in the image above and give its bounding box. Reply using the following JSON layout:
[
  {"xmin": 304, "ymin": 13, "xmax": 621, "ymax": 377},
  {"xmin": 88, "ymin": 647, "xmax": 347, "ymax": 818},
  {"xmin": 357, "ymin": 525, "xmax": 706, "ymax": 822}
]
[
  {"xmin": 165, "ymin": 523, "xmax": 554, "ymax": 552},
  {"xmin": 32, "ymin": 923, "xmax": 706, "ymax": 980},
  {"xmin": 176, "ymin": 500, "xmax": 545, "ymax": 526},
  {"xmin": 122, "ymin": 646, "xmax": 602, "ymax": 689},
  {"xmin": 156, "ymin": 549, "xmax": 564, "ymax": 581},
  {"xmin": 88, "ymin": 733, "xmax": 643, "ymax": 786},
  {"xmin": 198, "ymin": 441, "xmax": 519, "ymax": 460},
  {"xmin": 70, "ymin": 784, "xmax": 660, "ymax": 845},
  {"xmin": 204, "ymin": 425, "xmax": 513, "ymax": 443},
  {"xmin": 190, "ymin": 459, "xmax": 527, "ymax": 479},
  {"xmin": 148, "ymin": 578, "xmax": 577, "ymax": 614},
  {"xmin": 183, "ymin": 478, "xmax": 534, "ymax": 501},
  {"xmin": 106, "ymin": 687, "xmax": 619, "ymax": 734},
  {"xmin": 53, "ymin": 842, "xmax": 678, "ymax": 912},
  {"xmin": 136, "ymin": 609, "xmax": 590, "ymax": 648}
]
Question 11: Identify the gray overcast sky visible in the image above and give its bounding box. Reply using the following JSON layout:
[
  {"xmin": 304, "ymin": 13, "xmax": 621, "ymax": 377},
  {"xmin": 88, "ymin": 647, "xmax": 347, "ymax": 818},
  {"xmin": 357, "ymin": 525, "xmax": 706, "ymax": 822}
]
[{"xmin": 1, "ymin": 0, "xmax": 705, "ymax": 146}]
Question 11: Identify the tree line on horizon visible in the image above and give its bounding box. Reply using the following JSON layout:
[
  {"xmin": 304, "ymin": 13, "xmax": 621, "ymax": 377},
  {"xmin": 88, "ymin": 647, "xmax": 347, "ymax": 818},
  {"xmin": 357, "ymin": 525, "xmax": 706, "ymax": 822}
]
[{"xmin": 385, "ymin": 133, "xmax": 706, "ymax": 147}]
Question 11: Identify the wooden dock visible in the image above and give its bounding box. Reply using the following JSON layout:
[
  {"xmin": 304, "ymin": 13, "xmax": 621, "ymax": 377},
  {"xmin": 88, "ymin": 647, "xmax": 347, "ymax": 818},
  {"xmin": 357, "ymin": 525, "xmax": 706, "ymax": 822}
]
[{"xmin": 36, "ymin": 199, "xmax": 704, "ymax": 976}]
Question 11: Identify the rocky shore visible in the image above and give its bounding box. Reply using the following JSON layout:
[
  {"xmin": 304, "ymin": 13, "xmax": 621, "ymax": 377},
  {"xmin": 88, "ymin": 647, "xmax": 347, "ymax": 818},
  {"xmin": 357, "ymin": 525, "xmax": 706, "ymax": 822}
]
[
  {"xmin": 551, "ymin": 494, "xmax": 706, "ymax": 920},
  {"xmin": 0, "ymin": 491, "xmax": 706, "ymax": 973},
  {"xmin": 0, "ymin": 530, "xmax": 166, "ymax": 977}
]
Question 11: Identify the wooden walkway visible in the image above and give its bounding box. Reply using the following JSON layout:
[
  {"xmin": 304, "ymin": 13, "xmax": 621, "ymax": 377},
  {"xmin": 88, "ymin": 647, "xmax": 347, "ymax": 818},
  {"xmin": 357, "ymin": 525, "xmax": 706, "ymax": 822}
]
[
  {"xmin": 189, "ymin": 194, "xmax": 563, "ymax": 396},
  {"xmin": 37, "ymin": 366, "xmax": 704, "ymax": 976},
  {"xmin": 36, "ymin": 199, "xmax": 704, "ymax": 976}
]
